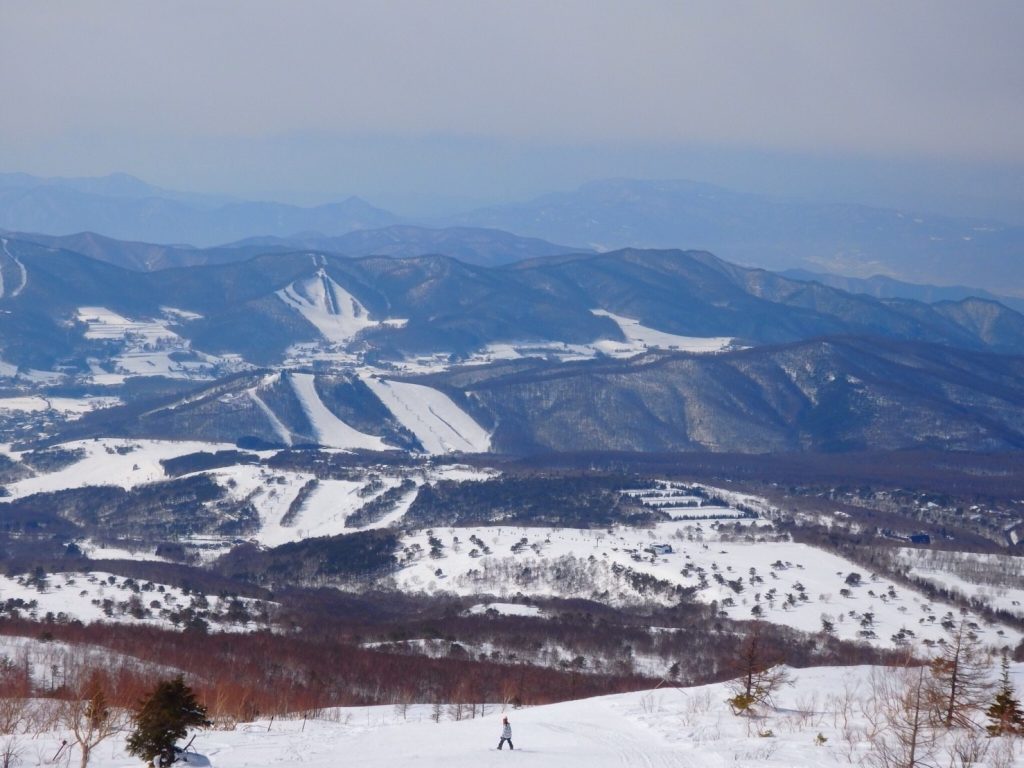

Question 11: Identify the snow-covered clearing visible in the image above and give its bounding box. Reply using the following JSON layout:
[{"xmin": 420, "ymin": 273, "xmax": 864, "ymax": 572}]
[
  {"xmin": 0, "ymin": 570, "xmax": 264, "ymax": 631},
  {"xmin": 77, "ymin": 307, "xmax": 179, "ymax": 344},
  {"xmin": 0, "ymin": 395, "xmax": 120, "ymax": 417},
  {"xmin": 591, "ymin": 310, "xmax": 733, "ymax": 354},
  {"xmin": 290, "ymin": 372, "xmax": 391, "ymax": 450},
  {"xmin": 362, "ymin": 376, "xmax": 490, "ymax": 453},
  {"xmin": 15, "ymin": 664, "xmax": 1024, "ymax": 767},
  {"xmin": 392, "ymin": 522, "xmax": 1021, "ymax": 651},
  {"xmin": 898, "ymin": 548, "xmax": 1024, "ymax": 618},
  {"xmin": 467, "ymin": 602, "xmax": 545, "ymax": 617},
  {"xmin": 76, "ymin": 307, "xmax": 239, "ymax": 381},
  {"xmin": 1, "ymin": 438, "xmax": 236, "ymax": 499}
]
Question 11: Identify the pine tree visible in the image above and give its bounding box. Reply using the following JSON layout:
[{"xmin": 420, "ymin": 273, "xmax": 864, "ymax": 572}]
[
  {"xmin": 986, "ymin": 654, "xmax": 1024, "ymax": 736},
  {"xmin": 126, "ymin": 676, "xmax": 210, "ymax": 767}
]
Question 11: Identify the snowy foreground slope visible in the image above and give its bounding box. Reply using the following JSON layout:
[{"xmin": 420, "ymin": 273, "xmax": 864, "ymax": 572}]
[{"xmin": 21, "ymin": 665, "xmax": 1024, "ymax": 767}]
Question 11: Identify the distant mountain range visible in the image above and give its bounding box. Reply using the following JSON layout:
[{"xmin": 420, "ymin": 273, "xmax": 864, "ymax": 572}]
[
  {"xmin": 780, "ymin": 269, "xmax": 1024, "ymax": 315},
  {"xmin": 5, "ymin": 230, "xmax": 1024, "ymax": 454},
  {"xmin": 435, "ymin": 337, "xmax": 1024, "ymax": 453},
  {"xmin": 3, "ymin": 238, "xmax": 1024, "ymax": 371},
  {"xmin": 447, "ymin": 178, "xmax": 1024, "ymax": 297},
  {"xmin": 0, "ymin": 173, "xmax": 397, "ymax": 245},
  {"xmin": 47, "ymin": 338, "xmax": 1024, "ymax": 454},
  {"xmin": 2, "ymin": 173, "xmax": 1022, "ymax": 297},
  {"xmin": 4, "ymin": 226, "xmax": 578, "ymax": 272}
]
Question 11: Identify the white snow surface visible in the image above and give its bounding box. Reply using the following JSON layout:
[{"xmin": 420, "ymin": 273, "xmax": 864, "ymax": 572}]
[
  {"xmin": 897, "ymin": 548, "xmax": 1024, "ymax": 618},
  {"xmin": 1, "ymin": 438, "xmax": 236, "ymax": 499},
  {"xmin": 392, "ymin": 521, "xmax": 1021, "ymax": 651},
  {"xmin": 0, "ymin": 395, "xmax": 120, "ymax": 417},
  {"xmin": 592, "ymin": 309, "xmax": 733, "ymax": 354},
  {"xmin": 19, "ymin": 663, "xmax": 1024, "ymax": 767},
  {"xmin": 0, "ymin": 236, "xmax": 27, "ymax": 298},
  {"xmin": 234, "ymin": 464, "xmax": 494, "ymax": 547},
  {"xmin": 247, "ymin": 387, "xmax": 293, "ymax": 446},
  {"xmin": 363, "ymin": 375, "xmax": 490, "ymax": 454},
  {"xmin": 0, "ymin": 570, "xmax": 258, "ymax": 630},
  {"xmin": 276, "ymin": 268, "xmax": 379, "ymax": 345},
  {"xmin": 467, "ymin": 602, "xmax": 545, "ymax": 617},
  {"xmin": 75, "ymin": 307, "xmax": 240, "ymax": 381},
  {"xmin": 77, "ymin": 306, "xmax": 180, "ymax": 343},
  {"xmin": 290, "ymin": 372, "xmax": 391, "ymax": 450}
]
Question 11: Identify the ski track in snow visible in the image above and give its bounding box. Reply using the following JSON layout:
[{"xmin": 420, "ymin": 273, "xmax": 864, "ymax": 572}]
[
  {"xmin": 0, "ymin": 237, "xmax": 27, "ymax": 299},
  {"xmin": 290, "ymin": 372, "xmax": 391, "ymax": 450},
  {"xmin": 248, "ymin": 388, "xmax": 293, "ymax": 446},
  {"xmin": 362, "ymin": 376, "xmax": 490, "ymax": 454}
]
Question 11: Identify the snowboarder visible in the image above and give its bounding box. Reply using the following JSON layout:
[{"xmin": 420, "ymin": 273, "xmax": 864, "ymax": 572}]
[{"xmin": 497, "ymin": 716, "xmax": 513, "ymax": 750}]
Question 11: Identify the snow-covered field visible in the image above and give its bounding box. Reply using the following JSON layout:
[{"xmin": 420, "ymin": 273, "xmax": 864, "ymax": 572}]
[
  {"xmin": 10, "ymin": 664, "xmax": 1024, "ymax": 767},
  {"xmin": 0, "ymin": 570, "xmax": 266, "ymax": 631},
  {"xmin": 391, "ymin": 314, "xmax": 734, "ymax": 373},
  {"xmin": 0, "ymin": 438, "xmax": 238, "ymax": 499},
  {"xmin": 0, "ymin": 395, "xmax": 120, "ymax": 417},
  {"xmin": 77, "ymin": 307, "xmax": 181, "ymax": 345},
  {"xmin": 3, "ymin": 440, "xmax": 1017, "ymax": 653},
  {"xmin": 898, "ymin": 548, "xmax": 1024, "ymax": 619},
  {"xmin": 391, "ymin": 522, "xmax": 1021, "ymax": 652},
  {"xmin": 75, "ymin": 306, "xmax": 242, "ymax": 382},
  {"xmin": 591, "ymin": 310, "xmax": 734, "ymax": 354}
]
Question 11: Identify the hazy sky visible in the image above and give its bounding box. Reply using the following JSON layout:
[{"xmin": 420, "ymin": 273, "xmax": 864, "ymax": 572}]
[{"xmin": 2, "ymin": 1, "xmax": 1023, "ymax": 219}]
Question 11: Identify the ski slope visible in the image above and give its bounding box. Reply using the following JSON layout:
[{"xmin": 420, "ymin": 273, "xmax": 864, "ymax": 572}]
[
  {"xmin": 17, "ymin": 663, "xmax": 1024, "ymax": 767},
  {"xmin": 277, "ymin": 268, "xmax": 379, "ymax": 345},
  {"xmin": 290, "ymin": 372, "xmax": 392, "ymax": 450},
  {"xmin": 362, "ymin": 375, "xmax": 491, "ymax": 453},
  {"xmin": 247, "ymin": 388, "xmax": 293, "ymax": 446},
  {"xmin": 0, "ymin": 236, "xmax": 27, "ymax": 298}
]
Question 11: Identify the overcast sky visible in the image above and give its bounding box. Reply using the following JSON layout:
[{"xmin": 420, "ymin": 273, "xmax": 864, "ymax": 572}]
[{"xmin": 2, "ymin": 0, "xmax": 1022, "ymax": 218}]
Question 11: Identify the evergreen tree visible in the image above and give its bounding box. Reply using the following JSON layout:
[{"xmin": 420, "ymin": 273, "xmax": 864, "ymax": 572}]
[
  {"xmin": 126, "ymin": 676, "xmax": 210, "ymax": 767},
  {"xmin": 986, "ymin": 654, "xmax": 1024, "ymax": 736}
]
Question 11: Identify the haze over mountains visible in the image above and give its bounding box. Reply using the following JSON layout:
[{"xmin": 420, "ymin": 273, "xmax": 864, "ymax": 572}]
[
  {"xmin": 3, "ymin": 169, "xmax": 1024, "ymax": 456},
  {"xmin": 3, "ymin": 172, "xmax": 1023, "ymax": 298}
]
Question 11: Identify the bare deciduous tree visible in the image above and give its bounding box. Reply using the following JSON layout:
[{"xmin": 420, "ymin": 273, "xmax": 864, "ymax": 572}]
[
  {"xmin": 927, "ymin": 620, "xmax": 992, "ymax": 729},
  {"xmin": 61, "ymin": 675, "xmax": 123, "ymax": 768},
  {"xmin": 864, "ymin": 666, "xmax": 937, "ymax": 768},
  {"xmin": 726, "ymin": 624, "xmax": 791, "ymax": 714}
]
